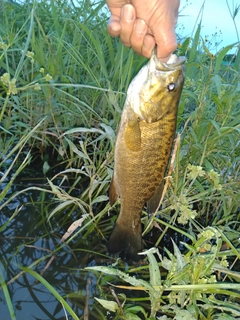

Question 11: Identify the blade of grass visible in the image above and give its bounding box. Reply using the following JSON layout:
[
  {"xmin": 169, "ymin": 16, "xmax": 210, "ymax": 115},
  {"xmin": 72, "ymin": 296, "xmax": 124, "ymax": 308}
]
[
  {"xmin": 0, "ymin": 268, "xmax": 16, "ymax": 320},
  {"xmin": 19, "ymin": 266, "xmax": 79, "ymax": 320}
]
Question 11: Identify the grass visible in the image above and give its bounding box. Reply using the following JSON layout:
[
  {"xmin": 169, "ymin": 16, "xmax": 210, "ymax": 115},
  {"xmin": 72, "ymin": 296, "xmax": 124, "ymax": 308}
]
[{"xmin": 0, "ymin": 0, "xmax": 239, "ymax": 319}]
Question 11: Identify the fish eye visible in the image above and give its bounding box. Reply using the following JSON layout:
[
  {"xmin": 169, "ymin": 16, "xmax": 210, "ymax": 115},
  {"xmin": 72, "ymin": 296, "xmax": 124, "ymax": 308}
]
[{"xmin": 167, "ymin": 83, "xmax": 176, "ymax": 92}]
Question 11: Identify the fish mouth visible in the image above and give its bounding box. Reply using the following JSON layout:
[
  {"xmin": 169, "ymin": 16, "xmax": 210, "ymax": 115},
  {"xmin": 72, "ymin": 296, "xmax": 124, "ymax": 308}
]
[{"xmin": 151, "ymin": 50, "xmax": 186, "ymax": 72}]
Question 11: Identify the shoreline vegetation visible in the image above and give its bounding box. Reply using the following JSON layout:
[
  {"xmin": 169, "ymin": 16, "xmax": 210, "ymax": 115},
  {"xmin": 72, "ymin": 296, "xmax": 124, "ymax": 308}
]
[{"xmin": 0, "ymin": 0, "xmax": 240, "ymax": 319}]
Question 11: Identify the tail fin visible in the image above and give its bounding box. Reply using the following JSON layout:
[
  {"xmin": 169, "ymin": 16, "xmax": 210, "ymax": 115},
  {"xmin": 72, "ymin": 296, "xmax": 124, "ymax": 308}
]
[{"xmin": 107, "ymin": 222, "xmax": 142, "ymax": 261}]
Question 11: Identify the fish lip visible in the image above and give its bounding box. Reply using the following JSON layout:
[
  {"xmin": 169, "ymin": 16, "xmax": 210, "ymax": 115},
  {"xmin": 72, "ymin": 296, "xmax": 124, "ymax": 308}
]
[{"xmin": 151, "ymin": 50, "xmax": 186, "ymax": 71}]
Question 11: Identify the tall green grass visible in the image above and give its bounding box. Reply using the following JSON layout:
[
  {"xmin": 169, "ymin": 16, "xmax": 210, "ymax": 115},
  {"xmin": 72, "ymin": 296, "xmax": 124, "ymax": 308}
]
[
  {"xmin": 0, "ymin": 0, "xmax": 145, "ymax": 155},
  {"xmin": 0, "ymin": 0, "xmax": 239, "ymax": 319}
]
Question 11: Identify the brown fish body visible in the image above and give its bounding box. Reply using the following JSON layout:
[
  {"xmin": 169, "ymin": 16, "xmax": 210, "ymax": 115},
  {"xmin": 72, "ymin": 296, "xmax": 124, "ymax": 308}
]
[{"xmin": 108, "ymin": 53, "xmax": 185, "ymax": 260}]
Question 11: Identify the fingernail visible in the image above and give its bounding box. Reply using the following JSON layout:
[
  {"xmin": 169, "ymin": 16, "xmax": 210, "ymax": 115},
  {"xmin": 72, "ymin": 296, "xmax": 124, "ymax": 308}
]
[
  {"xmin": 135, "ymin": 19, "xmax": 146, "ymax": 35},
  {"xmin": 108, "ymin": 21, "xmax": 121, "ymax": 33},
  {"xmin": 122, "ymin": 4, "xmax": 134, "ymax": 21}
]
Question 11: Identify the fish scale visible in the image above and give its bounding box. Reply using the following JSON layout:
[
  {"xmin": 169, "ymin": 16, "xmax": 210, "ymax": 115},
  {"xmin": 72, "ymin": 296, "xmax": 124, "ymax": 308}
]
[{"xmin": 108, "ymin": 52, "xmax": 185, "ymax": 261}]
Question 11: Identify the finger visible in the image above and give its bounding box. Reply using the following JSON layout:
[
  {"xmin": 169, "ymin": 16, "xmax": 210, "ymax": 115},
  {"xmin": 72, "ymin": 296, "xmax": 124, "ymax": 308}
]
[
  {"xmin": 107, "ymin": 15, "xmax": 121, "ymax": 37},
  {"xmin": 149, "ymin": 0, "xmax": 179, "ymax": 61},
  {"xmin": 156, "ymin": 30, "xmax": 178, "ymax": 62},
  {"xmin": 129, "ymin": 19, "xmax": 148, "ymax": 55},
  {"xmin": 119, "ymin": 4, "xmax": 136, "ymax": 46},
  {"xmin": 153, "ymin": 15, "xmax": 178, "ymax": 62},
  {"xmin": 141, "ymin": 34, "xmax": 156, "ymax": 58},
  {"xmin": 106, "ymin": 0, "xmax": 129, "ymax": 14}
]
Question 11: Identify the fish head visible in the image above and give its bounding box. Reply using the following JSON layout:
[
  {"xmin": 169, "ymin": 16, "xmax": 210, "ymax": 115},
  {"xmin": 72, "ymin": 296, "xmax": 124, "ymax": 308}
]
[{"xmin": 126, "ymin": 51, "xmax": 186, "ymax": 123}]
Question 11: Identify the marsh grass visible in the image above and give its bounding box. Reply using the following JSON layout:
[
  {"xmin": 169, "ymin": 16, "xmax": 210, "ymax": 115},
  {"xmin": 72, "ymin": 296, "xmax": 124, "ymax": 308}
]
[
  {"xmin": 0, "ymin": 0, "xmax": 144, "ymax": 154},
  {"xmin": 0, "ymin": 0, "xmax": 240, "ymax": 319}
]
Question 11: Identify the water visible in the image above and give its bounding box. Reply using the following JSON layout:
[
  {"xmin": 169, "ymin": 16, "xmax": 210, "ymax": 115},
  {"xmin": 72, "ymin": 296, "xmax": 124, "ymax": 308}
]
[
  {"xmin": 0, "ymin": 165, "xmax": 111, "ymax": 320},
  {"xmin": 0, "ymin": 157, "xmax": 189, "ymax": 320}
]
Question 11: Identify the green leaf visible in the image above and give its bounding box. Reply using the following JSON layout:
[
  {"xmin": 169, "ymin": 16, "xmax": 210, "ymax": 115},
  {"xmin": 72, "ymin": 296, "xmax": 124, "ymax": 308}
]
[
  {"xmin": 94, "ymin": 298, "xmax": 119, "ymax": 313},
  {"xmin": 189, "ymin": 24, "xmax": 201, "ymax": 63},
  {"xmin": 172, "ymin": 240, "xmax": 186, "ymax": 270},
  {"xmin": 125, "ymin": 305, "xmax": 148, "ymax": 318},
  {"xmin": 91, "ymin": 195, "xmax": 109, "ymax": 205},
  {"xmin": 161, "ymin": 257, "xmax": 172, "ymax": 271},
  {"xmin": 43, "ymin": 161, "xmax": 50, "ymax": 175},
  {"xmin": 64, "ymin": 137, "xmax": 89, "ymax": 159},
  {"xmin": 85, "ymin": 266, "xmax": 153, "ymax": 291},
  {"xmin": 215, "ymin": 43, "xmax": 238, "ymax": 73},
  {"xmin": 100, "ymin": 122, "xmax": 116, "ymax": 146},
  {"xmin": 214, "ymin": 314, "xmax": 235, "ymax": 320},
  {"xmin": 139, "ymin": 248, "xmax": 161, "ymax": 286},
  {"xmin": 234, "ymin": 47, "xmax": 240, "ymax": 71},
  {"xmin": 125, "ymin": 312, "xmax": 142, "ymax": 320},
  {"xmin": 211, "ymin": 74, "xmax": 222, "ymax": 96},
  {"xmin": 62, "ymin": 127, "xmax": 103, "ymax": 136},
  {"xmin": 174, "ymin": 309, "xmax": 197, "ymax": 320}
]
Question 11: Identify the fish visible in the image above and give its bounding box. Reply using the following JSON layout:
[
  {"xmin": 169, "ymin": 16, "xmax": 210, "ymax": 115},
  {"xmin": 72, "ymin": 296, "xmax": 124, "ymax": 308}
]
[{"xmin": 107, "ymin": 51, "xmax": 186, "ymax": 261}]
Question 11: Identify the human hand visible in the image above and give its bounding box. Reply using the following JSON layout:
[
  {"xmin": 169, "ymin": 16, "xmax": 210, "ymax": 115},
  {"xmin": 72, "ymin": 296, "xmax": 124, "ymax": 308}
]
[{"xmin": 106, "ymin": 0, "xmax": 180, "ymax": 62}]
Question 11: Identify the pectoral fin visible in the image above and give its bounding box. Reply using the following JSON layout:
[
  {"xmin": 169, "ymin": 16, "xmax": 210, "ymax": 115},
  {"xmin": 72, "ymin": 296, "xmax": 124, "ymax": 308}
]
[
  {"xmin": 124, "ymin": 120, "xmax": 141, "ymax": 152},
  {"xmin": 109, "ymin": 176, "xmax": 118, "ymax": 205},
  {"xmin": 147, "ymin": 181, "xmax": 164, "ymax": 214}
]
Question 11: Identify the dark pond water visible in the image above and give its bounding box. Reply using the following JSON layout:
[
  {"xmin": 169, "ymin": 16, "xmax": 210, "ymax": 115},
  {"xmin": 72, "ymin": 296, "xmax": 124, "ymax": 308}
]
[
  {"xmin": 0, "ymin": 158, "xmax": 187, "ymax": 320},
  {"xmin": 0, "ymin": 162, "xmax": 115, "ymax": 320}
]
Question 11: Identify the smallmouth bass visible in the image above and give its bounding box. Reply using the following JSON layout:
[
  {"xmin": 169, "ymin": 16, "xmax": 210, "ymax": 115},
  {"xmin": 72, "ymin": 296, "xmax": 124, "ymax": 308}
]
[{"xmin": 108, "ymin": 52, "xmax": 185, "ymax": 260}]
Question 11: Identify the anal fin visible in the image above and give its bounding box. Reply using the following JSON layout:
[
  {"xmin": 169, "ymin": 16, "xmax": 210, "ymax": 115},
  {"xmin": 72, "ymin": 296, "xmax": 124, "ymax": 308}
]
[{"xmin": 147, "ymin": 181, "xmax": 164, "ymax": 214}]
